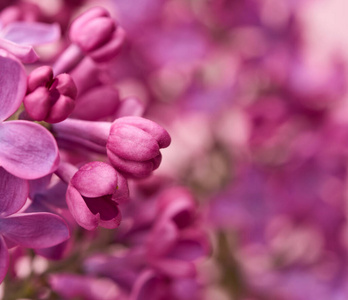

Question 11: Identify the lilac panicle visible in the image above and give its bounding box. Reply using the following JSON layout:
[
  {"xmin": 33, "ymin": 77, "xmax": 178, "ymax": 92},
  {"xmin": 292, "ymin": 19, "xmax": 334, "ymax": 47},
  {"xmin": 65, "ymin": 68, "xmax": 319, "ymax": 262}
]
[
  {"xmin": 60, "ymin": 161, "xmax": 129, "ymax": 230},
  {"xmin": 106, "ymin": 116, "xmax": 171, "ymax": 178},
  {"xmin": 24, "ymin": 66, "xmax": 77, "ymax": 123}
]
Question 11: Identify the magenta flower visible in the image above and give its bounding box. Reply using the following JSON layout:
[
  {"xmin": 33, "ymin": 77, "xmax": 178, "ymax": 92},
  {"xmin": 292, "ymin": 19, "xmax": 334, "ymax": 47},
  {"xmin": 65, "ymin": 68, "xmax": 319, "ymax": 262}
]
[
  {"xmin": 52, "ymin": 116, "xmax": 171, "ymax": 178},
  {"xmin": 106, "ymin": 117, "xmax": 171, "ymax": 178},
  {"xmin": 0, "ymin": 51, "xmax": 59, "ymax": 179},
  {"xmin": 59, "ymin": 161, "xmax": 129, "ymax": 230},
  {"xmin": 0, "ymin": 168, "xmax": 70, "ymax": 283},
  {"xmin": 24, "ymin": 65, "xmax": 77, "ymax": 123},
  {"xmin": 69, "ymin": 6, "xmax": 125, "ymax": 63}
]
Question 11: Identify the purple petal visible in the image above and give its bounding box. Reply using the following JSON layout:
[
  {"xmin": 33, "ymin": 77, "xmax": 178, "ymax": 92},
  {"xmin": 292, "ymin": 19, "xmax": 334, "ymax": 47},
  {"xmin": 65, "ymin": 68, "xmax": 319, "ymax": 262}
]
[
  {"xmin": 84, "ymin": 196, "xmax": 121, "ymax": 229},
  {"xmin": 147, "ymin": 220, "xmax": 178, "ymax": 257},
  {"xmin": 0, "ymin": 212, "xmax": 70, "ymax": 248},
  {"xmin": 28, "ymin": 174, "xmax": 52, "ymax": 199},
  {"xmin": 107, "ymin": 149, "xmax": 155, "ymax": 178},
  {"xmin": 112, "ymin": 117, "xmax": 171, "ymax": 148},
  {"xmin": 0, "ymin": 38, "xmax": 38, "ymax": 63},
  {"xmin": 66, "ymin": 185, "xmax": 99, "ymax": 230},
  {"xmin": 1, "ymin": 22, "xmax": 60, "ymax": 45},
  {"xmin": 0, "ymin": 236, "xmax": 9, "ymax": 284},
  {"xmin": 0, "ymin": 121, "xmax": 60, "ymax": 179},
  {"xmin": 70, "ymin": 162, "xmax": 118, "ymax": 198},
  {"xmin": 0, "ymin": 167, "xmax": 28, "ymax": 216},
  {"xmin": 108, "ymin": 124, "xmax": 160, "ymax": 161},
  {"xmin": 0, "ymin": 51, "xmax": 27, "ymax": 121}
]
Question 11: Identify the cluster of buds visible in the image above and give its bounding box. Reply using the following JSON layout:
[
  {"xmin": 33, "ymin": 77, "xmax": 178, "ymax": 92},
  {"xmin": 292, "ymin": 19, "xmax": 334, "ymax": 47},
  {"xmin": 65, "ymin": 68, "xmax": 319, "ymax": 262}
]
[{"xmin": 0, "ymin": 5, "xmax": 188, "ymax": 294}]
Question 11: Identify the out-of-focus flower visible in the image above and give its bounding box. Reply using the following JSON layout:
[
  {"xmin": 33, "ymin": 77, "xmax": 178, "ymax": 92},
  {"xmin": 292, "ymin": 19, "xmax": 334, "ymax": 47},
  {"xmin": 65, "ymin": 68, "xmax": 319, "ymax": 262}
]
[{"xmin": 49, "ymin": 273, "xmax": 122, "ymax": 300}]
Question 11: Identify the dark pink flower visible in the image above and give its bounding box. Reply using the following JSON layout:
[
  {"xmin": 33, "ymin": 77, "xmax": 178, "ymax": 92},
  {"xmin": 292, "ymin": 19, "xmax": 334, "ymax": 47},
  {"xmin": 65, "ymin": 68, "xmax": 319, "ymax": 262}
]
[
  {"xmin": 62, "ymin": 161, "xmax": 129, "ymax": 230},
  {"xmin": 24, "ymin": 66, "xmax": 77, "ymax": 123},
  {"xmin": 69, "ymin": 7, "xmax": 125, "ymax": 63},
  {"xmin": 106, "ymin": 116, "xmax": 171, "ymax": 178}
]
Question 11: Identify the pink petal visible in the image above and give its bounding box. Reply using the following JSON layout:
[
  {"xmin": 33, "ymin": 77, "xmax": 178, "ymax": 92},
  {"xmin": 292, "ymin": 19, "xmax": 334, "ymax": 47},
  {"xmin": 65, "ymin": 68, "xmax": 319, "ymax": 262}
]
[
  {"xmin": 70, "ymin": 162, "xmax": 118, "ymax": 198},
  {"xmin": 0, "ymin": 51, "xmax": 27, "ymax": 121},
  {"xmin": 112, "ymin": 117, "xmax": 171, "ymax": 148},
  {"xmin": 106, "ymin": 149, "xmax": 155, "ymax": 178},
  {"xmin": 66, "ymin": 185, "xmax": 99, "ymax": 230},
  {"xmin": 84, "ymin": 196, "xmax": 121, "ymax": 229},
  {"xmin": 0, "ymin": 167, "xmax": 28, "ymax": 216},
  {"xmin": 0, "ymin": 121, "xmax": 60, "ymax": 179},
  {"xmin": 0, "ymin": 236, "xmax": 9, "ymax": 284},
  {"xmin": 0, "ymin": 38, "xmax": 38, "ymax": 63},
  {"xmin": 0, "ymin": 212, "xmax": 70, "ymax": 248},
  {"xmin": 1, "ymin": 22, "xmax": 60, "ymax": 45}
]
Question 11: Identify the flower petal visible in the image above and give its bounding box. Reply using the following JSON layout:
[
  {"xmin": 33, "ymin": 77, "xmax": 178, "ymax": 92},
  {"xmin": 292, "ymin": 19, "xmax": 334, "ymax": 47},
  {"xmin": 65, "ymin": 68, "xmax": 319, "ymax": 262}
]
[
  {"xmin": 0, "ymin": 50, "xmax": 27, "ymax": 121},
  {"xmin": 0, "ymin": 212, "xmax": 70, "ymax": 248},
  {"xmin": 70, "ymin": 162, "xmax": 118, "ymax": 198},
  {"xmin": 0, "ymin": 38, "xmax": 38, "ymax": 63},
  {"xmin": 0, "ymin": 121, "xmax": 59, "ymax": 179},
  {"xmin": 108, "ymin": 124, "xmax": 160, "ymax": 161},
  {"xmin": 1, "ymin": 22, "xmax": 60, "ymax": 45},
  {"xmin": 0, "ymin": 167, "xmax": 28, "ymax": 217},
  {"xmin": 66, "ymin": 185, "xmax": 98, "ymax": 230},
  {"xmin": 0, "ymin": 236, "xmax": 9, "ymax": 284}
]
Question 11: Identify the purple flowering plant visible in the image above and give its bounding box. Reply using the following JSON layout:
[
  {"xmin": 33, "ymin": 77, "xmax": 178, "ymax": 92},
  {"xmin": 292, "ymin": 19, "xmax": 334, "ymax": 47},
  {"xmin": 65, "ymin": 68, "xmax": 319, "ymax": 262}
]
[{"xmin": 2, "ymin": 0, "xmax": 348, "ymax": 299}]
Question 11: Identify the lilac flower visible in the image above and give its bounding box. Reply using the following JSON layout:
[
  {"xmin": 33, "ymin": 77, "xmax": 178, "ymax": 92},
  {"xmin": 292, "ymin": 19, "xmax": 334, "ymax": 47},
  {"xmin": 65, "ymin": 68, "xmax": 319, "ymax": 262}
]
[
  {"xmin": 53, "ymin": 7, "xmax": 125, "ymax": 75},
  {"xmin": 24, "ymin": 66, "xmax": 77, "ymax": 123},
  {"xmin": 69, "ymin": 6, "xmax": 125, "ymax": 63},
  {"xmin": 0, "ymin": 51, "xmax": 59, "ymax": 179},
  {"xmin": 106, "ymin": 117, "xmax": 171, "ymax": 178},
  {"xmin": 57, "ymin": 161, "xmax": 129, "ymax": 230},
  {"xmin": 0, "ymin": 168, "xmax": 70, "ymax": 283},
  {"xmin": 52, "ymin": 116, "xmax": 171, "ymax": 178}
]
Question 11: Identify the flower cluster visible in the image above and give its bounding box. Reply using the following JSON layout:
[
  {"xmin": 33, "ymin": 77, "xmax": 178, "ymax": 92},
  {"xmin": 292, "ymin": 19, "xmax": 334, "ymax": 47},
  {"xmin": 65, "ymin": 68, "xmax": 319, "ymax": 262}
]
[{"xmin": 2, "ymin": 0, "xmax": 348, "ymax": 299}]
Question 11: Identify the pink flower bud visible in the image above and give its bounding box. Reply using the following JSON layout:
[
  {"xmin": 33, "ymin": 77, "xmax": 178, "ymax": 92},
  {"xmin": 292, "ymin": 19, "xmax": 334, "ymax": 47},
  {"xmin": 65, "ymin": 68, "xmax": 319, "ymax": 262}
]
[
  {"xmin": 106, "ymin": 116, "xmax": 171, "ymax": 178},
  {"xmin": 24, "ymin": 66, "xmax": 77, "ymax": 123},
  {"xmin": 66, "ymin": 161, "xmax": 129, "ymax": 230},
  {"xmin": 69, "ymin": 7, "xmax": 125, "ymax": 62}
]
